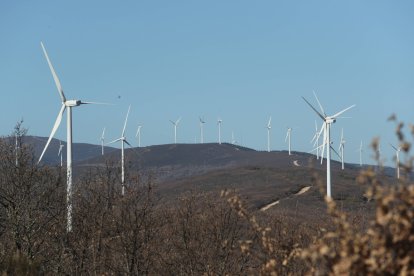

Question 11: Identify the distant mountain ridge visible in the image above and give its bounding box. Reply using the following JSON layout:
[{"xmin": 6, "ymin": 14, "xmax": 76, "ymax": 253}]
[{"xmin": 2, "ymin": 135, "xmax": 397, "ymax": 183}]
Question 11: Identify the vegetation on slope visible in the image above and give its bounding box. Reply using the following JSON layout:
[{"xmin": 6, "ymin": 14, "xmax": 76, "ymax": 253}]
[{"xmin": 0, "ymin": 117, "xmax": 412, "ymax": 275}]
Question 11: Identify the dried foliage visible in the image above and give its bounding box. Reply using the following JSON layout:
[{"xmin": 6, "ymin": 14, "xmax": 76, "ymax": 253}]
[{"xmin": 1, "ymin": 117, "xmax": 414, "ymax": 275}]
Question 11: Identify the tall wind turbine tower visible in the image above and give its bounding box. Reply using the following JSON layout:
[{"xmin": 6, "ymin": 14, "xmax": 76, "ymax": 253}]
[
  {"xmin": 58, "ymin": 140, "xmax": 64, "ymax": 167},
  {"xmin": 302, "ymin": 92, "xmax": 355, "ymax": 198},
  {"xmin": 101, "ymin": 127, "xmax": 105, "ymax": 155},
  {"xmin": 38, "ymin": 42, "xmax": 106, "ymax": 232},
  {"xmin": 338, "ymin": 128, "xmax": 346, "ymax": 170},
  {"xmin": 107, "ymin": 106, "xmax": 132, "ymax": 196},
  {"xmin": 199, "ymin": 117, "xmax": 206, "ymax": 144},
  {"xmin": 285, "ymin": 127, "xmax": 292, "ymax": 155},
  {"xmin": 217, "ymin": 118, "xmax": 223, "ymax": 145},
  {"xmin": 390, "ymin": 143, "xmax": 401, "ymax": 179},
  {"xmin": 170, "ymin": 117, "xmax": 181, "ymax": 144},
  {"xmin": 358, "ymin": 141, "xmax": 363, "ymax": 167},
  {"xmin": 136, "ymin": 125, "xmax": 142, "ymax": 147}
]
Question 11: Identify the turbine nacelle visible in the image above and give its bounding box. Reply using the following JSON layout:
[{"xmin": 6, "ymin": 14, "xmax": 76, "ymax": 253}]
[
  {"xmin": 65, "ymin": 100, "xmax": 82, "ymax": 107},
  {"xmin": 325, "ymin": 117, "xmax": 336, "ymax": 124}
]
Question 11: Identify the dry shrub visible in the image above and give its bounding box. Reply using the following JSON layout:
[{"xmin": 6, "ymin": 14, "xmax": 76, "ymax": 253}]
[{"xmin": 225, "ymin": 116, "xmax": 414, "ymax": 275}]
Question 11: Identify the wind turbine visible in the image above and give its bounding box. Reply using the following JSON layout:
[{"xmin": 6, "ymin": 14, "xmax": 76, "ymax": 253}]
[
  {"xmin": 170, "ymin": 117, "xmax": 181, "ymax": 144},
  {"xmin": 136, "ymin": 125, "xmax": 142, "ymax": 147},
  {"xmin": 390, "ymin": 143, "xmax": 401, "ymax": 179},
  {"xmin": 217, "ymin": 118, "xmax": 223, "ymax": 145},
  {"xmin": 38, "ymin": 42, "xmax": 106, "ymax": 232},
  {"xmin": 302, "ymin": 92, "xmax": 355, "ymax": 198},
  {"xmin": 199, "ymin": 117, "xmax": 206, "ymax": 144},
  {"xmin": 100, "ymin": 127, "xmax": 105, "ymax": 155},
  {"xmin": 107, "ymin": 106, "xmax": 132, "ymax": 196},
  {"xmin": 266, "ymin": 117, "xmax": 271, "ymax": 152},
  {"xmin": 58, "ymin": 140, "xmax": 64, "ymax": 167},
  {"xmin": 311, "ymin": 121, "xmax": 320, "ymax": 160},
  {"xmin": 338, "ymin": 128, "xmax": 345, "ymax": 170},
  {"xmin": 285, "ymin": 127, "xmax": 292, "ymax": 155}
]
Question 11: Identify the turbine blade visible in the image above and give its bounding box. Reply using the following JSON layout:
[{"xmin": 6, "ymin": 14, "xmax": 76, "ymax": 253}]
[
  {"xmin": 124, "ymin": 140, "xmax": 132, "ymax": 147},
  {"xmin": 268, "ymin": 116, "xmax": 271, "ymax": 127},
  {"xmin": 331, "ymin": 146, "xmax": 341, "ymax": 160},
  {"xmin": 122, "ymin": 105, "xmax": 131, "ymax": 136},
  {"xmin": 302, "ymin": 96, "xmax": 325, "ymax": 121},
  {"xmin": 313, "ymin": 90, "xmax": 326, "ymax": 117},
  {"xmin": 169, "ymin": 120, "xmax": 175, "ymax": 125},
  {"xmin": 331, "ymin": 104, "xmax": 356, "ymax": 118},
  {"xmin": 101, "ymin": 127, "xmax": 106, "ymax": 139},
  {"xmin": 38, "ymin": 104, "xmax": 66, "ymax": 163},
  {"xmin": 80, "ymin": 101, "xmax": 112, "ymax": 105},
  {"xmin": 320, "ymin": 123, "xmax": 327, "ymax": 164},
  {"xmin": 107, "ymin": 138, "xmax": 122, "ymax": 145},
  {"xmin": 176, "ymin": 117, "xmax": 182, "ymax": 125},
  {"xmin": 285, "ymin": 131, "xmax": 289, "ymax": 142},
  {"xmin": 40, "ymin": 42, "xmax": 66, "ymax": 103},
  {"xmin": 389, "ymin": 143, "xmax": 398, "ymax": 151}
]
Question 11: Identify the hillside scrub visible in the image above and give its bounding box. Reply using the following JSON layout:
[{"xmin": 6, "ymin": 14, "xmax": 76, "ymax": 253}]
[
  {"xmin": 0, "ymin": 118, "xmax": 413, "ymax": 274},
  {"xmin": 223, "ymin": 115, "xmax": 414, "ymax": 275}
]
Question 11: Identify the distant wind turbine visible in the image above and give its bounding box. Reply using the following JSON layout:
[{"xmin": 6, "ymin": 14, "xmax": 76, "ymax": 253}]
[
  {"xmin": 199, "ymin": 117, "xmax": 206, "ymax": 144},
  {"xmin": 217, "ymin": 118, "xmax": 223, "ymax": 145},
  {"xmin": 136, "ymin": 125, "xmax": 142, "ymax": 147},
  {"xmin": 285, "ymin": 127, "xmax": 292, "ymax": 155},
  {"xmin": 107, "ymin": 106, "xmax": 132, "ymax": 196},
  {"xmin": 266, "ymin": 117, "xmax": 271, "ymax": 152},
  {"xmin": 38, "ymin": 42, "xmax": 107, "ymax": 232},
  {"xmin": 338, "ymin": 128, "xmax": 346, "ymax": 170},
  {"xmin": 58, "ymin": 140, "xmax": 64, "ymax": 167},
  {"xmin": 390, "ymin": 143, "xmax": 401, "ymax": 179},
  {"xmin": 302, "ymin": 91, "xmax": 355, "ymax": 198},
  {"xmin": 101, "ymin": 127, "xmax": 105, "ymax": 155},
  {"xmin": 170, "ymin": 117, "xmax": 181, "ymax": 144}
]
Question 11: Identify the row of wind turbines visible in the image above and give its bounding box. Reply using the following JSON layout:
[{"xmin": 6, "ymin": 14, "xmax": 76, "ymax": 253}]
[{"xmin": 36, "ymin": 42, "xmax": 401, "ymax": 233}]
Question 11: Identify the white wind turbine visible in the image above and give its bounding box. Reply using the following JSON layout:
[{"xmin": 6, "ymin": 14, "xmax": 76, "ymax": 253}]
[
  {"xmin": 101, "ymin": 127, "xmax": 106, "ymax": 155},
  {"xmin": 311, "ymin": 121, "xmax": 320, "ymax": 160},
  {"xmin": 390, "ymin": 143, "xmax": 401, "ymax": 179},
  {"xmin": 58, "ymin": 140, "xmax": 64, "ymax": 167},
  {"xmin": 199, "ymin": 117, "xmax": 206, "ymax": 144},
  {"xmin": 136, "ymin": 125, "xmax": 142, "ymax": 147},
  {"xmin": 266, "ymin": 117, "xmax": 271, "ymax": 152},
  {"xmin": 170, "ymin": 117, "xmax": 181, "ymax": 144},
  {"xmin": 338, "ymin": 128, "xmax": 346, "ymax": 170},
  {"xmin": 285, "ymin": 127, "xmax": 292, "ymax": 155},
  {"xmin": 217, "ymin": 118, "xmax": 223, "ymax": 145},
  {"xmin": 107, "ymin": 106, "xmax": 132, "ymax": 196},
  {"xmin": 38, "ymin": 42, "xmax": 106, "ymax": 232},
  {"xmin": 302, "ymin": 92, "xmax": 355, "ymax": 198}
]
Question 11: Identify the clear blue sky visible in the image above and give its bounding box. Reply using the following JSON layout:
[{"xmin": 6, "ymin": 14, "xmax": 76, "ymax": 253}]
[{"xmin": 1, "ymin": 0, "xmax": 413, "ymax": 166}]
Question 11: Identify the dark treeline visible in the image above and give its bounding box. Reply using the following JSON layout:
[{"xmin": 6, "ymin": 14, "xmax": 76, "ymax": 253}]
[{"xmin": 1, "ymin": 119, "xmax": 414, "ymax": 275}]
